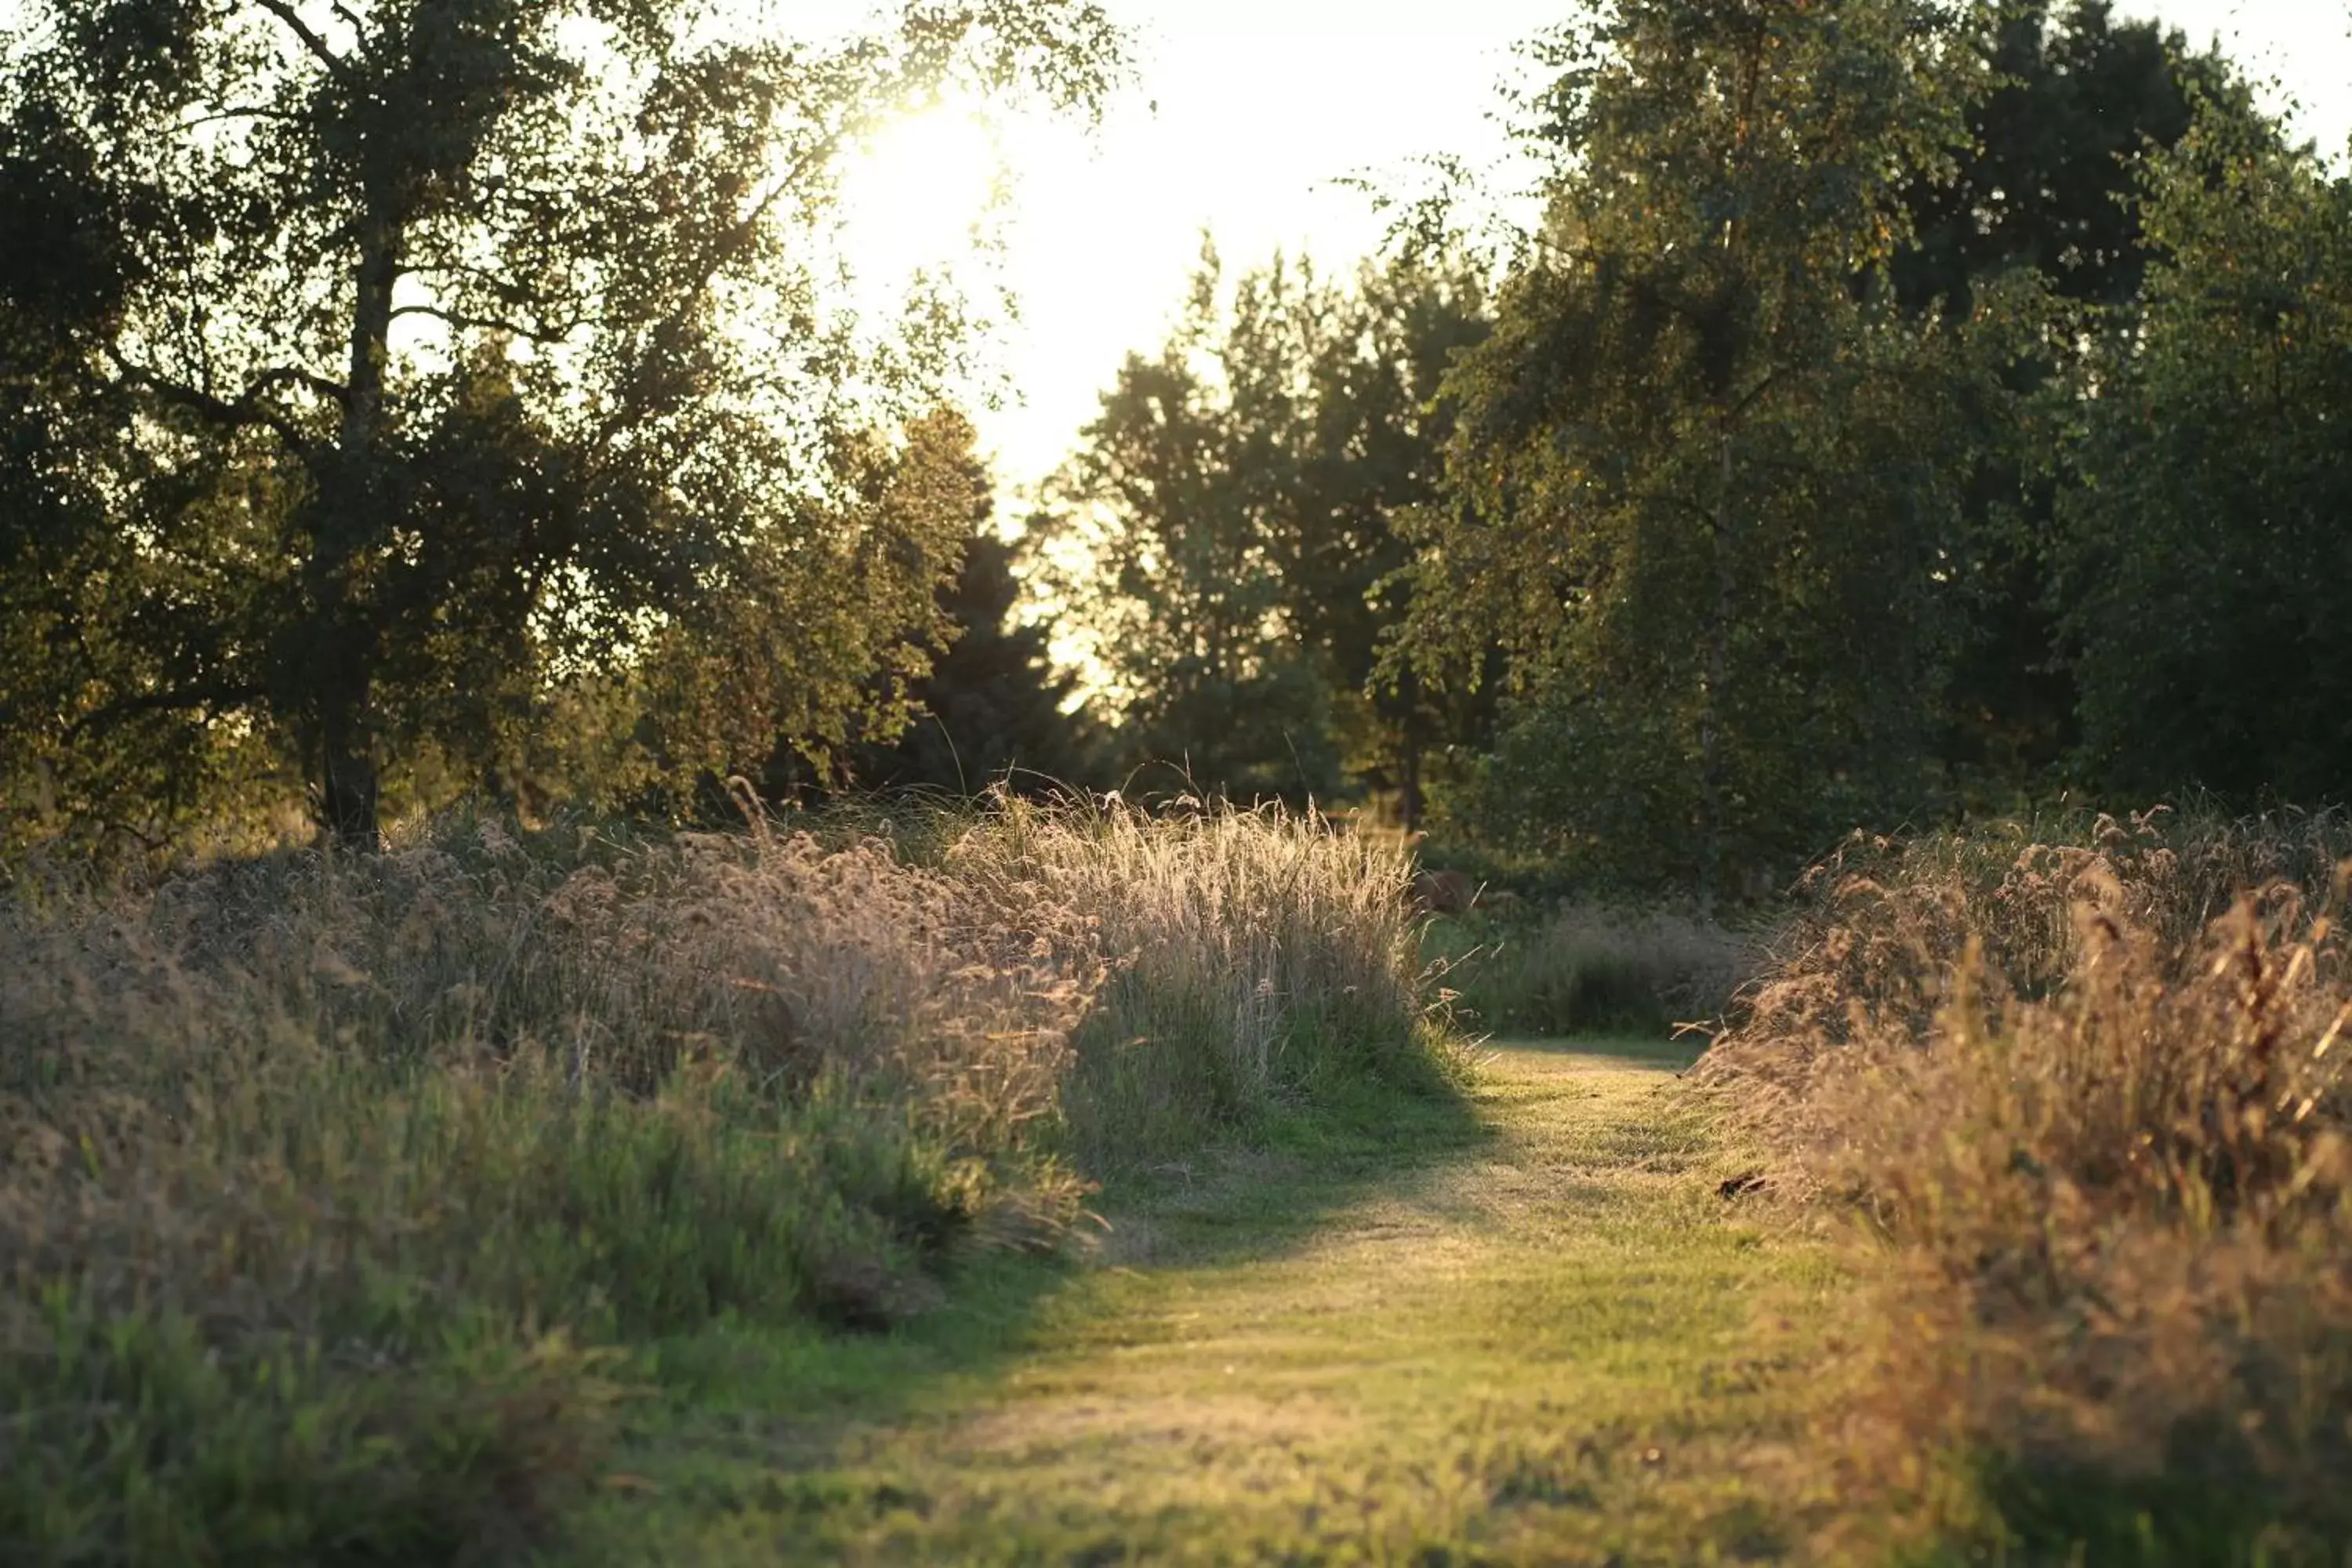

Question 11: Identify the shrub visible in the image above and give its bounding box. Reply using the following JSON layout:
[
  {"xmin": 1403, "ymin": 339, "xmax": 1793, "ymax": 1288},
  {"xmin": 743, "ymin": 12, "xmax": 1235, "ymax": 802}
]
[{"xmin": 1705, "ymin": 805, "xmax": 2352, "ymax": 1560}]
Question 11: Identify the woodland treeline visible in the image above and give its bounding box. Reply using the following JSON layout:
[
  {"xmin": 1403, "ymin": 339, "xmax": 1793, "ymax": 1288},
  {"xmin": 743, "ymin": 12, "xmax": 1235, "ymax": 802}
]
[{"xmin": 4, "ymin": 0, "xmax": 2349, "ymax": 902}]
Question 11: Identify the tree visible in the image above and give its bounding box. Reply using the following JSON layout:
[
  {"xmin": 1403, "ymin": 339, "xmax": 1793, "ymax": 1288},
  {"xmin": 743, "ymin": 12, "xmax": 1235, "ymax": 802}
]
[
  {"xmin": 2052, "ymin": 104, "xmax": 2352, "ymax": 800},
  {"xmin": 1405, "ymin": 0, "xmax": 1991, "ymax": 902},
  {"xmin": 1893, "ymin": 0, "xmax": 2230, "ymax": 320},
  {"xmin": 0, "ymin": 0, "xmax": 1124, "ymax": 848},
  {"xmin": 1042, "ymin": 245, "xmax": 1490, "ymax": 812},
  {"xmin": 1286, "ymin": 253, "xmax": 1490, "ymax": 828},
  {"xmin": 840, "ymin": 414, "xmax": 1097, "ymax": 796},
  {"xmin": 1891, "ymin": 0, "xmax": 2249, "ymax": 790},
  {"xmin": 0, "ymin": 114, "xmax": 286, "ymax": 855},
  {"xmin": 848, "ymin": 532, "xmax": 1098, "ymax": 796},
  {"xmin": 1040, "ymin": 244, "xmax": 1344, "ymax": 803}
]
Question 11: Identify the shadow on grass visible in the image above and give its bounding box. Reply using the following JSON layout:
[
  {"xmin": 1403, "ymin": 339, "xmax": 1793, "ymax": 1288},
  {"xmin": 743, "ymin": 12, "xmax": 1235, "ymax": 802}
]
[
  {"xmin": 563, "ymin": 1064, "xmax": 1499, "ymax": 1548},
  {"xmin": 616, "ymin": 1033, "xmax": 1707, "ymax": 1433},
  {"xmin": 620, "ymin": 1035, "xmax": 1713, "ymax": 1419}
]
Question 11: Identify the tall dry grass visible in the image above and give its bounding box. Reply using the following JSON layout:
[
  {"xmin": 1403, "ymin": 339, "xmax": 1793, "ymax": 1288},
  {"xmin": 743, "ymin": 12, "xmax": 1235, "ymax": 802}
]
[
  {"xmin": 1705, "ymin": 806, "xmax": 2352, "ymax": 1560},
  {"xmin": 955, "ymin": 795, "xmax": 1450, "ymax": 1159},
  {"xmin": 1, "ymin": 796, "xmax": 1448, "ymax": 1564}
]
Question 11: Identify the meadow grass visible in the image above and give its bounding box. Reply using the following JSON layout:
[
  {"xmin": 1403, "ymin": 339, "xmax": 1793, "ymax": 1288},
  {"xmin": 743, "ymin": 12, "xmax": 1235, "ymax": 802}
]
[
  {"xmin": 559, "ymin": 1039, "xmax": 1846, "ymax": 1566},
  {"xmin": 0, "ymin": 796, "xmax": 1457, "ymax": 1565},
  {"xmin": 1705, "ymin": 804, "xmax": 2352, "ymax": 1563}
]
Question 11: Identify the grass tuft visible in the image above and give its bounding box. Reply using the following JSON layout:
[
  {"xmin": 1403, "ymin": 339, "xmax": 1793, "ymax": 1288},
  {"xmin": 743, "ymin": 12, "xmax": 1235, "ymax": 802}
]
[
  {"xmin": 1705, "ymin": 804, "xmax": 2352, "ymax": 1561},
  {"xmin": 1429, "ymin": 902, "xmax": 1756, "ymax": 1039}
]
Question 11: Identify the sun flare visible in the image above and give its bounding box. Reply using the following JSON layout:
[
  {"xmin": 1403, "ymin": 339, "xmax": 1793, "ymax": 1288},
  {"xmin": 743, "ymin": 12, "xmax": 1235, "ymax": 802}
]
[{"xmin": 840, "ymin": 100, "xmax": 1010, "ymax": 296}]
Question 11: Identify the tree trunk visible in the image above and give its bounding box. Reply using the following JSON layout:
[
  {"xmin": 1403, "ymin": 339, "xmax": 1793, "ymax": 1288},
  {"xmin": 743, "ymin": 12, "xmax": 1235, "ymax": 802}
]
[
  {"xmin": 310, "ymin": 202, "xmax": 401, "ymax": 850},
  {"xmin": 319, "ymin": 675, "xmax": 382, "ymax": 851},
  {"xmin": 1397, "ymin": 667, "xmax": 1425, "ymax": 834},
  {"xmin": 1697, "ymin": 429, "xmax": 1733, "ymax": 922}
]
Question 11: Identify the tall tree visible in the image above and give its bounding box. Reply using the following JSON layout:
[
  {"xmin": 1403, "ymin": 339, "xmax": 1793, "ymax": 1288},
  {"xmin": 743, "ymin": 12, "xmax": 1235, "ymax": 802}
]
[
  {"xmin": 0, "ymin": 107, "xmax": 289, "ymax": 854},
  {"xmin": 0, "ymin": 0, "xmax": 1124, "ymax": 849},
  {"xmin": 1406, "ymin": 0, "xmax": 1990, "ymax": 903},
  {"xmin": 1893, "ymin": 0, "xmax": 2227, "ymax": 319},
  {"xmin": 1287, "ymin": 254, "xmax": 1490, "ymax": 828},
  {"xmin": 1043, "ymin": 247, "xmax": 1490, "ymax": 811},
  {"xmin": 848, "ymin": 532, "xmax": 1098, "ymax": 796},
  {"xmin": 1040, "ymin": 245, "xmax": 1344, "ymax": 803},
  {"xmin": 1893, "ymin": 0, "xmax": 2248, "ymax": 790},
  {"xmin": 2052, "ymin": 104, "xmax": 2352, "ymax": 800},
  {"xmin": 841, "ymin": 414, "xmax": 1096, "ymax": 796}
]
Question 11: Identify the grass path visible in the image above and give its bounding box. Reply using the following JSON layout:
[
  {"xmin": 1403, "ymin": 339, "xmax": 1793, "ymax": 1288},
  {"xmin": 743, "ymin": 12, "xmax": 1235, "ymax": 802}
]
[{"xmin": 569, "ymin": 1041, "xmax": 1847, "ymax": 1565}]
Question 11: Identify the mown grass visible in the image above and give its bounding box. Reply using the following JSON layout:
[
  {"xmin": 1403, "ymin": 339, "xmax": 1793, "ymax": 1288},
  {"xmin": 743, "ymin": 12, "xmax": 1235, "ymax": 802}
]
[
  {"xmin": 561, "ymin": 1039, "xmax": 1846, "ymax": 1566},
  {"xmin": 1705, "ymin": 804, "xmax": 2352, "ymax": 1563},
  {"xmin": 1, "ymin": 795, "xmax": 1460, "ymax": 1565}
]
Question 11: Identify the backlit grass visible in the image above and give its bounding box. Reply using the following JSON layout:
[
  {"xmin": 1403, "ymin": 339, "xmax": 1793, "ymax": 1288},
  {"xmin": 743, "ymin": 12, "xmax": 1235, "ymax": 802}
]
[
  {"xmin": 2, "ymin": 797, "xmax": 1452, "ymax": 1564},
  {"xmin": 568, "ymin": 1040, "xmax": 1846, "ymax": 1566}
]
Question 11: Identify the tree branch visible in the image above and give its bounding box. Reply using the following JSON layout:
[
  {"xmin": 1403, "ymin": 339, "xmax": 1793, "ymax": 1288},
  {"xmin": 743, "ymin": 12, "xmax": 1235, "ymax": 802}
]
[
  {"xmin": 401, "ymin": 256, "xmax": 572, "ymax": 308},
  {"xmin": 1726, "ymin": 365, "xmax": 1785, "ymax": 423},
  {"xmin": 389, "ymin": 301, "xmax": 587, "ymax": 344},
  {"xmin": 249, "ymin": 0, "xmax": 352, "ymax": 80},
  {"xmin": 246, "ymin": 365, "xmax": 352, "ymax": 408},
  {"xmin": 177, "ymin": 103, "xmax": 303, "ymax": 131},
  {"xmin": 65, "ymin": 681, "xmax": 267, "ymax": 741},
  {"xmin": 584, "ymin": 136, "xmax": 849, "ymax": 456},
  {"xmin": 107, "ymin": 350, "xmax": 336, "ymax": 466}
]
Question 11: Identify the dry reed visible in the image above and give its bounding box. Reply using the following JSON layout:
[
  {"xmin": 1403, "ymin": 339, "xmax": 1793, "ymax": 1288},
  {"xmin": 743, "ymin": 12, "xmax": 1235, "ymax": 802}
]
[{"xmin": 1705, "ymin": 806, "xmax": 2352, "ymax": 1559}]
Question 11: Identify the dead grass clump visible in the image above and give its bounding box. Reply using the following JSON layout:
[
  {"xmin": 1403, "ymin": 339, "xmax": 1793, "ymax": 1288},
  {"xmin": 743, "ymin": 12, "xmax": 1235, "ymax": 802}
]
[
  {"xmin": 946, "ymin": 794, "xmax": 1455, "ymax": 1163},
  {"xmin": 1706, "ymin": 806, "xmax": 2352, "ymax": 1559}
]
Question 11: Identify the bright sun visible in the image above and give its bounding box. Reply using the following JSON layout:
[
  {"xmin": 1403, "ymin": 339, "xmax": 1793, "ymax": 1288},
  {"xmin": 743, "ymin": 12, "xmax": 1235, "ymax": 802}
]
[{"xmin": 839, "ymin": 101, "xmax": 1009, "ymax": 300}]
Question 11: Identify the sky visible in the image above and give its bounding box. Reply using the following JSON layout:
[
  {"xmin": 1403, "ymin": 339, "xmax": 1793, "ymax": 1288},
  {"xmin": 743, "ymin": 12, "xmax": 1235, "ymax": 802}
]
[{"xmin": 827, "ymin": 0, "xmax": 2352, "ymax": 506}]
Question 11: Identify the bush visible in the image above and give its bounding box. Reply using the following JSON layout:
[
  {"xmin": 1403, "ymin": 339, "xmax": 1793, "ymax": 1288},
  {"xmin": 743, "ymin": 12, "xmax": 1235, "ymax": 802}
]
[
  {"xmin": 1705, "ymin": 805, "xmax": 2352, "ymax": 1560},
  {"xmin": 0, "ymin": 797, "xmax": 1448, "ymax": 1563}
]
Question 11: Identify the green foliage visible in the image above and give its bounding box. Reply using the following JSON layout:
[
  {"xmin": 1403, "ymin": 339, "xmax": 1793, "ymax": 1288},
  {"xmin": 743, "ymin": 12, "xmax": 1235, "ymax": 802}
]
[
  {"xmin": 837, "ymin": 419, "xmax": 1098, "ymax": 797},
  {"xmin": 1410, "ymin": 0, "xmax": 1993, "ymax": 898},
  {"xmin": 1280, "ymin": 253, "xmax": 1495, "ymax": 824},
  {"xmin": 1043, "ymin": 244, "xmax": 1488, "ymax": 809},
  {"xmin": 0, "ymin": 0, "xmax": 1127, "ymax": 850},
  {"xmin": 1892, "ymin": 0, "xmax": 2228, "ymax": 320},
  {"xmin": 2053, "ymin": 107, "xmax": 2352, "ymax": 801},
  {"xmin": 1900, "ymin": 2, "xmax": 2250, "ymax": 793},
  {"xmin": 1042, "ymin": 246, "xmax": 1345, "ymax": 802}
]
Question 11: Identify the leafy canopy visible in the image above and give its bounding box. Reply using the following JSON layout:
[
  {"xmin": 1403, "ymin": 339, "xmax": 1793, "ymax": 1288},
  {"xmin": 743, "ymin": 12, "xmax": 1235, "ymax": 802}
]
[
  {"xmin": 1406, "ymin": 0, "xmax": 1991, "ymax": 896},
  {"xmin": 0, "ymin": 0, "xmax": 1126, "ymax": 851},
  {"xmin": 1040, "ymin": 245, "xmax": 1487, "ymax": 810},
  {"xmin": 2054, "ymin": 103, "xmax": 2352, "ymax": 801}
]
